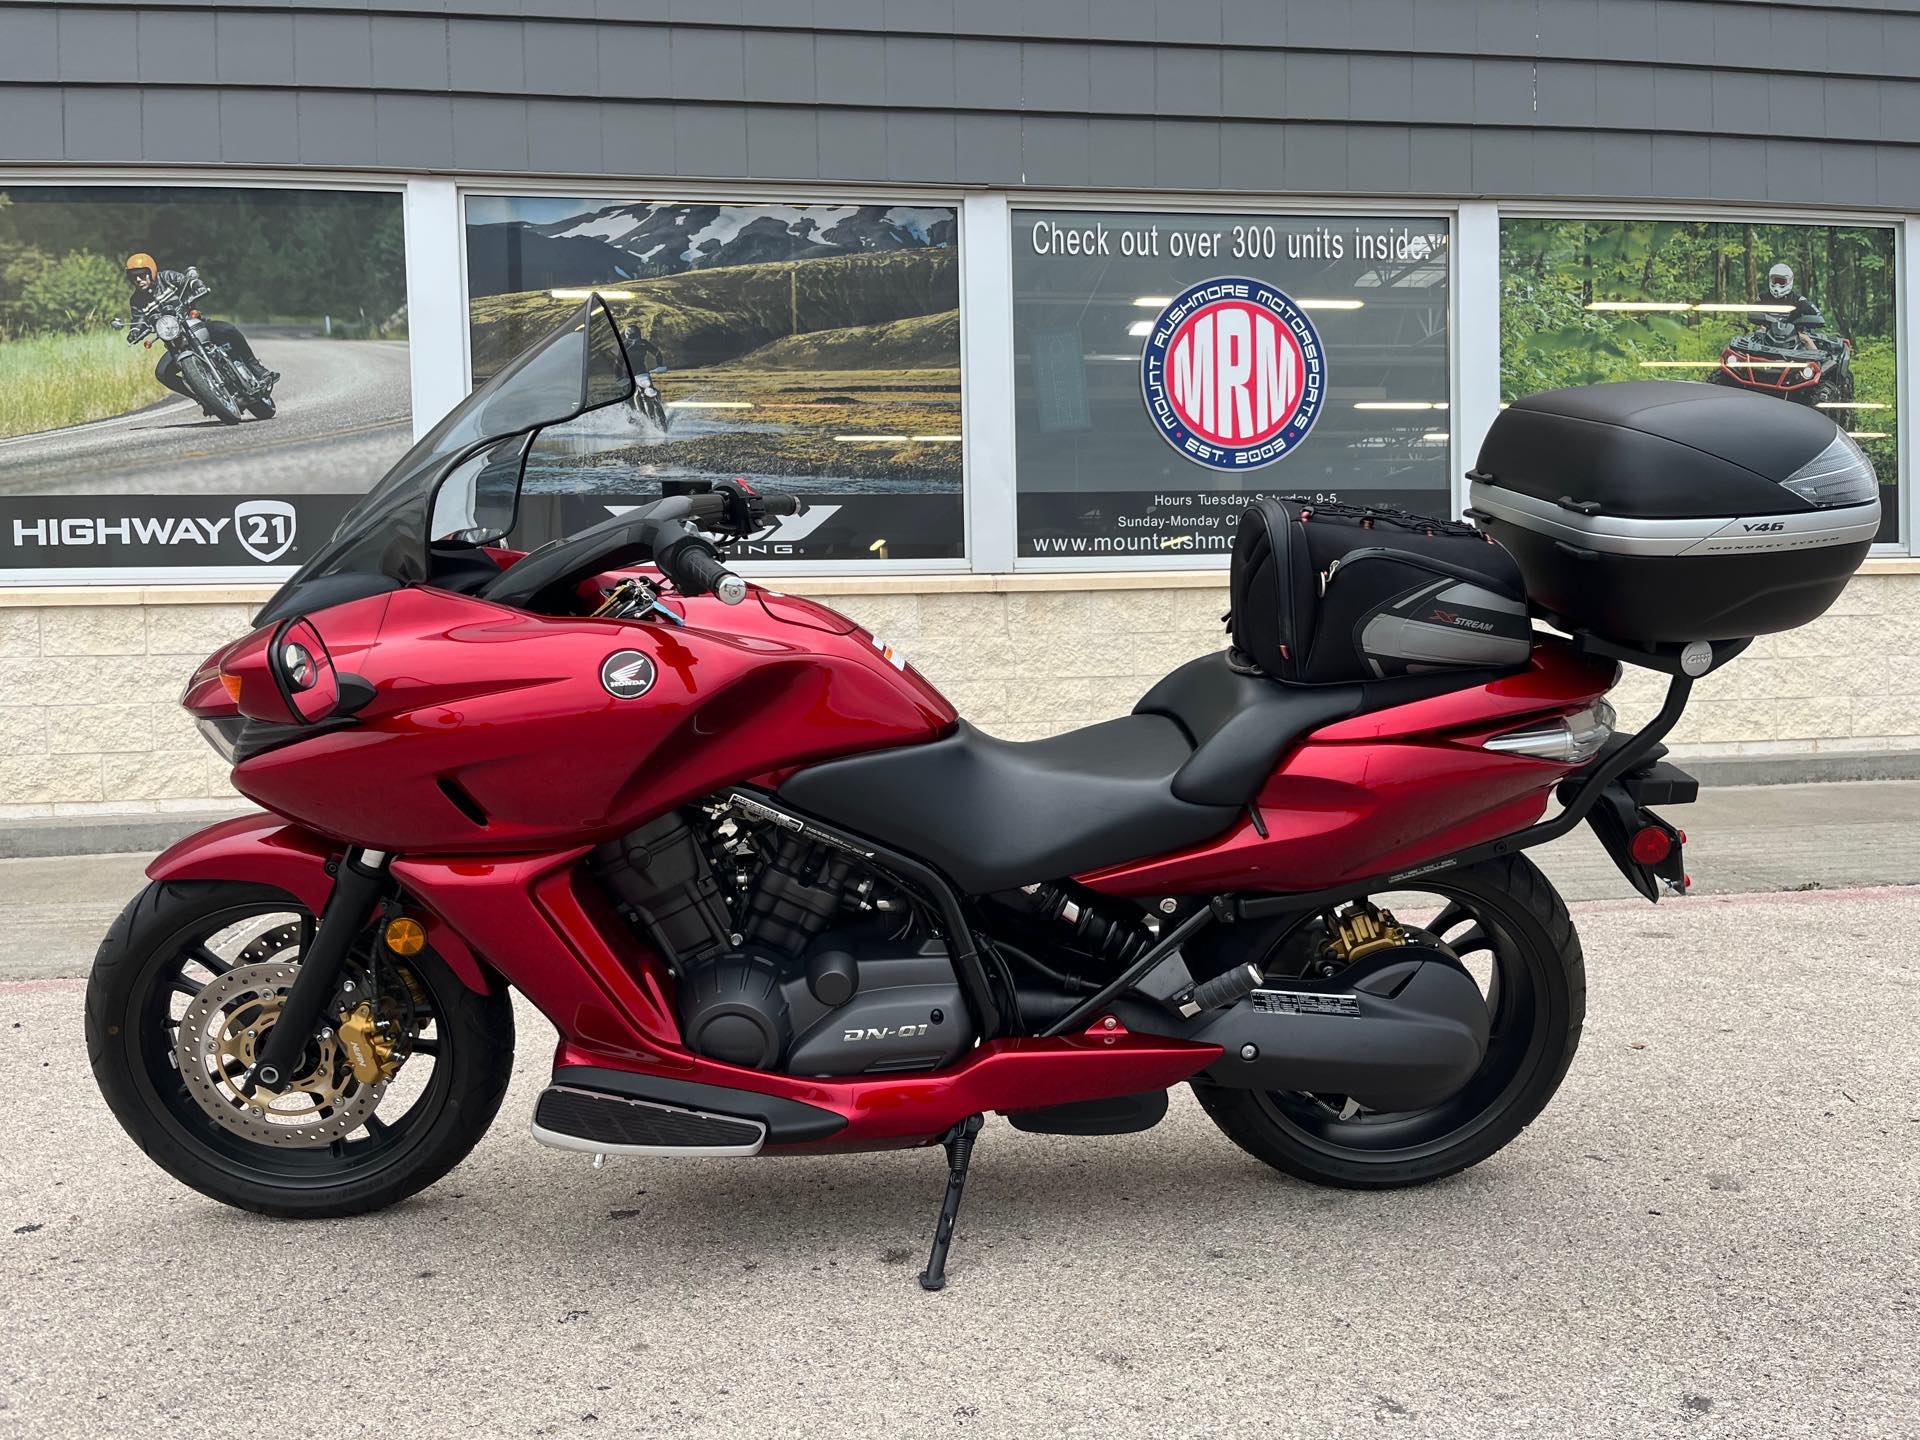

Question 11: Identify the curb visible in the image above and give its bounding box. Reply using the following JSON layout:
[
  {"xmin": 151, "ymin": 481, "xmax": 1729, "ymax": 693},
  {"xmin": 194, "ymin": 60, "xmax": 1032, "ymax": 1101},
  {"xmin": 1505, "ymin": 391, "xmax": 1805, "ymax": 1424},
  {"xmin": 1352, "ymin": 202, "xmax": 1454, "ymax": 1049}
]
[
  {"xmin": 0, "ymin": 809, "xmax": 253, "ymax": 860},
  {"xmin": 1679, "ymin": 750, "xmax": 1920, "ymax": 787}
]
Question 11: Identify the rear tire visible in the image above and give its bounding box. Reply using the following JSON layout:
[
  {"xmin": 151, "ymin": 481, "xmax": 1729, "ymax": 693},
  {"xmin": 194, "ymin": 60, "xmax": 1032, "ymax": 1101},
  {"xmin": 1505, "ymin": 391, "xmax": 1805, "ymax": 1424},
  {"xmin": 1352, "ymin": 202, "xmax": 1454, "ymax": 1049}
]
[
  {"xmin": 1194, "ymin": 854, "xmax": 1584, "ymax": 1190},
  {"xmin": 86, "ymin": 880, "xmax": 514, "ymax": 1217}
]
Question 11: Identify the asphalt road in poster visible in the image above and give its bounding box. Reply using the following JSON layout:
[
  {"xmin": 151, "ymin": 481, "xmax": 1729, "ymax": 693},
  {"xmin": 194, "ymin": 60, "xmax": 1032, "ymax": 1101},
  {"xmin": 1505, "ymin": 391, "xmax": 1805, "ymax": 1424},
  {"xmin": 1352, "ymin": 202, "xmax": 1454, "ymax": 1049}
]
[
  {"xmin": 1, "ymin": 862, "xmax": 1916, "ymax": 1434},
  {"xmin": 0, "ymin": 338, "xmax": 412, "ymax": 496}
]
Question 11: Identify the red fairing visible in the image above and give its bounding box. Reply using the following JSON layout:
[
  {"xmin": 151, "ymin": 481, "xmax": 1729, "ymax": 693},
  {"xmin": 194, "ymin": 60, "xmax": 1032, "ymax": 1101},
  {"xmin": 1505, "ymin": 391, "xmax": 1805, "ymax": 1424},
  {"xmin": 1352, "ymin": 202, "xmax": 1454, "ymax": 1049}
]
[
  {"xmin": 1077, "ymin": 640, "xmax": 1619, "ymax": 897},
  {"xmin": 147, "ymin": 813, "xmax": 492, "ymax": 995},
  {"xmin": 387, "ymin": 843, "xmax": 1217, "ymax": 1146},
  {"xmin": 224, "ymin": 583, "xmax": 955, "ymax": 853}
]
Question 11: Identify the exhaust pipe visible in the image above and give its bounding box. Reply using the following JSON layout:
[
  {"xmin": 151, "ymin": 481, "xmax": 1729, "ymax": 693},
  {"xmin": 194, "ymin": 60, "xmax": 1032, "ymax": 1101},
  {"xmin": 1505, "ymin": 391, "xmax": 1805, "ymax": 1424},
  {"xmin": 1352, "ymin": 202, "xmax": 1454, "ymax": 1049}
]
[{"xmin": 1172, "ymin": 952, "xmax": 1490, "ymax": 1112}]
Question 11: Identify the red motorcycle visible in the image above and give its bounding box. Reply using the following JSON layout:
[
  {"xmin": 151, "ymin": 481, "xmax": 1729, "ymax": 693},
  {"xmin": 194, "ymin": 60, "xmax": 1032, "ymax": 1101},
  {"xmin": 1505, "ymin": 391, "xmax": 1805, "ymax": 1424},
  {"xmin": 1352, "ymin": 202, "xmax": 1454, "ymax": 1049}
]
[{"xmin": 87, "ymin": 307, "xmax": 1877, "ymax": 1288}]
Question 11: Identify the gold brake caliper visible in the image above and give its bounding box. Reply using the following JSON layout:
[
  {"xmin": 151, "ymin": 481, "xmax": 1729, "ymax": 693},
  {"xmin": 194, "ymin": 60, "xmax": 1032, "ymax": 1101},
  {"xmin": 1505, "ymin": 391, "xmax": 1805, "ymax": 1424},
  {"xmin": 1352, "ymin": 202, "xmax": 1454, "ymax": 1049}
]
[
  {"xmin": 1325, "ymin": 902, "xmax": 1406, "ymax": 965},
  {"xmin": 336, "ymin": 1001, "xmax": 400, "ymax": 1086}
]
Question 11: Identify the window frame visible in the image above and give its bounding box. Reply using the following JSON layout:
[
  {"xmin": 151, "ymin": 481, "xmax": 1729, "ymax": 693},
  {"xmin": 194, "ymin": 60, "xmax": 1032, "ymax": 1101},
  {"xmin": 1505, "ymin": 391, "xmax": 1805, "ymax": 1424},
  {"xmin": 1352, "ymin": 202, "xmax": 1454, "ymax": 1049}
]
[
  {"xmin": 0, "ymin": 166, "xmax": 414, "ymax": 587},
  {"xmin": 453, "ymin": 178, "xmax": 978, "ymax": 578},
  {"xmin": 1493, "ymin": 200, "xmax": 1912, "ymax": 556},
  {"xmin": 1001, "ymin": 192, "xmax": 1466, "ymax": 574}
]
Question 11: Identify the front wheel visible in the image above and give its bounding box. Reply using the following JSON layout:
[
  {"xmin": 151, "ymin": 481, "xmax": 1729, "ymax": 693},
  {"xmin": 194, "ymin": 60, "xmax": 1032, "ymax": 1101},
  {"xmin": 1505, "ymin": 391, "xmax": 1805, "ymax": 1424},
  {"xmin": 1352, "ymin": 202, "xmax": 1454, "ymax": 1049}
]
[
  {"xmin": 86, "ymin": 880, "xmax": 514, "ymax": 1217},
  {"xmin": 178, "ymin": 352, "xmax": 244, "ymax": 425},
  {"xmin": 1194, "ymin": 854, "xmax": 1584, "ymax": 1190}
]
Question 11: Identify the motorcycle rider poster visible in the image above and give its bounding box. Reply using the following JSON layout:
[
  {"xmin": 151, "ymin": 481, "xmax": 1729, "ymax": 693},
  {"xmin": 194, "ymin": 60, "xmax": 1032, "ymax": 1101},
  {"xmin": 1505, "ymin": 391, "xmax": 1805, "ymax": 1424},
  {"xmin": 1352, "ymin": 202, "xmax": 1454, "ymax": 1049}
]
[
  {"xmin": 1500, "ymin": 218, "xmax": 1899, "ymax": 543},
  {"xmin": 0, "ymin": 184, "xmax": 411, "ymax": 571}
]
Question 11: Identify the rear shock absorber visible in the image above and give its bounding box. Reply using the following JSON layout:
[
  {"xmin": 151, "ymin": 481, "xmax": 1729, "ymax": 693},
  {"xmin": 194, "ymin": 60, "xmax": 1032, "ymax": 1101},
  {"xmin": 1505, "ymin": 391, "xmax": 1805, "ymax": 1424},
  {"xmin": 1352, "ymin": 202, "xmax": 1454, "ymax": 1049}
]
[{"xmin": 1018, "ymin": 883, "xmax": 1152, "ymax": 967}]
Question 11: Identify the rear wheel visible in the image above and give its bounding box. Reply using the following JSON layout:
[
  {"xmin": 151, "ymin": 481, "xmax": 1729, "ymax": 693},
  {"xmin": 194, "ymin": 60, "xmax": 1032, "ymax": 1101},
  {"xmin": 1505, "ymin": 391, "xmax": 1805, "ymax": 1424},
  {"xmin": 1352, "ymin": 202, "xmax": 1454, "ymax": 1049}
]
[
  {"xmin": 86, "ymin": 880, "xmax": 514, "ymax": 1217},
  {"xmin": 1194, "ymin": 854, "xmax": 1584, "ymax": 1189}
]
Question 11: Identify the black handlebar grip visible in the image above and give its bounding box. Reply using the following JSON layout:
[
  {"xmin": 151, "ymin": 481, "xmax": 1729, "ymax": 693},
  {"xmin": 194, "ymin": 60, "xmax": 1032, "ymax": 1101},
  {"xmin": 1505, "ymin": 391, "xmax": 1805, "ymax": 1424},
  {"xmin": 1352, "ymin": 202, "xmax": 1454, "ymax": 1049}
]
[
  {"xmin": 667, "ymin": 541, "xmax": 747, "ymax": 605},
  {"xmin": 759, "ymin": 492, "xmax": 801, "ymax": 517}
]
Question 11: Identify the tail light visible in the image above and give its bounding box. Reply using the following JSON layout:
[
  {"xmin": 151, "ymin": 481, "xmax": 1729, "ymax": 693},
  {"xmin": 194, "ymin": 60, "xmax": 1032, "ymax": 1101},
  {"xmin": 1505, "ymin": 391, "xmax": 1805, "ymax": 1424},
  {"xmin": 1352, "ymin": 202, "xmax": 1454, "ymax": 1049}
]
[
  {"xmin": 1781, "ymin": 431, "xmax": 1877, "ymax": 508},
  {"xmin": 1483, "ymin": 699, "xmax": 1615, "ymax": 764}
]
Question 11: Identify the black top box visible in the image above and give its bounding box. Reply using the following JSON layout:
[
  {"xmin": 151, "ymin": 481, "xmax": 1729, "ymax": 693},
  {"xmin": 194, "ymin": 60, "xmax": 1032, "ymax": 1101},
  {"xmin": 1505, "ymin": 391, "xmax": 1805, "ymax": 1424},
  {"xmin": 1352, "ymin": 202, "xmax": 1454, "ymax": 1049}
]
[{"xmin": 1469, "ymin": 381, "xmax": 1880, "ymax": 645}]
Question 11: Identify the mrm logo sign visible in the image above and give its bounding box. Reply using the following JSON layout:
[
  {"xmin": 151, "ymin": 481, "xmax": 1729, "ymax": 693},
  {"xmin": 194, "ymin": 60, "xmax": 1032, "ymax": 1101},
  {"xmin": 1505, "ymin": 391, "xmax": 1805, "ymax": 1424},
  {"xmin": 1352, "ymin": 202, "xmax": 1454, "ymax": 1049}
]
[
  {"xmin": 1140, "ymin": 277, "xmax": 1327, "ymax": 471},
  {"xmin": 0, "ymin": 496, "xmax": 355, "ymax": 571}
]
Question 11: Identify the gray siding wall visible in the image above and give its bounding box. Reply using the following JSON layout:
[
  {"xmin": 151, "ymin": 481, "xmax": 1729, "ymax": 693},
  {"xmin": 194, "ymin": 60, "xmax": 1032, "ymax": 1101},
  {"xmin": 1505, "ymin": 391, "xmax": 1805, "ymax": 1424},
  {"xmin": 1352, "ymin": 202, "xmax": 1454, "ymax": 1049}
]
[{"xmin": 4, "ymin": 1, "xmax": 1920, "ymax": 208}]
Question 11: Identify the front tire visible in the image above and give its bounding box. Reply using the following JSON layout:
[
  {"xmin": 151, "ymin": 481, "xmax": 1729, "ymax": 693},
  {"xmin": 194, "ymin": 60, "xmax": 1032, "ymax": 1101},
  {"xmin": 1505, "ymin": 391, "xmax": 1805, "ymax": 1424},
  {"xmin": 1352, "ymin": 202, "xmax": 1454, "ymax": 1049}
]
[
  {"xmin": 86, "ymin": 880, "xmax": 514, "ymax": 1217},
  {"xmin": 1194, "ymin": 854, "xmax": 1584, "ymax": 1190},
  {"xmin": 178, "ymin": 353, "xmax": 244, "ymax": 424}
]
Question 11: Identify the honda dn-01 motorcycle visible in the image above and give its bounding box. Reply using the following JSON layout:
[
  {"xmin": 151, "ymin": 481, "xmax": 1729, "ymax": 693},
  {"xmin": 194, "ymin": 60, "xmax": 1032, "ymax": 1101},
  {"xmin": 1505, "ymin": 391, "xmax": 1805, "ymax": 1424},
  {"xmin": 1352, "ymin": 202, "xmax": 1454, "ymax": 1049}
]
[
  {"xmin": 113, "ymin": 266, "xmax": 278, "ymax": 425},
  {"xmin": 86, "ymin": 303, "xmax": 1878, "ymax": 1288},
  {"xmin": 1710, "ymin": 309, "xmax": 1855, "ymax": 406}
]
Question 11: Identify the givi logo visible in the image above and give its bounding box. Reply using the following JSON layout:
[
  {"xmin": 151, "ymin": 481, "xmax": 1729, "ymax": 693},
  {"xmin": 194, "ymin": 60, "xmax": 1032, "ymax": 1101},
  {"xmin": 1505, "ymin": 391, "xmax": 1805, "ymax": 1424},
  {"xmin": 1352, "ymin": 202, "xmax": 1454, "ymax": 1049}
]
[{"xmin": 1141, "ymin": 277, "xmax": 1326, "ymax": 471}]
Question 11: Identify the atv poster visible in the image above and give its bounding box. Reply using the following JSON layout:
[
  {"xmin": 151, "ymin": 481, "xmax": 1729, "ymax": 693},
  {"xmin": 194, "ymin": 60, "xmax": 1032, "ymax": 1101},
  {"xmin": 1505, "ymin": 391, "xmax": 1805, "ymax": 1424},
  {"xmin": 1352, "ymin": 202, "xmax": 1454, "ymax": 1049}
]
[
  {"xmin": 0, "ymin": 183, "xmax": 412, "ymax": 574},
  {"xmin": 1500, "ymin": 218, "xmax": 1900, "ymax": 545},
  {"xmin": 463, "ymin": 196, "xmax": 964, "ymax": 563}
]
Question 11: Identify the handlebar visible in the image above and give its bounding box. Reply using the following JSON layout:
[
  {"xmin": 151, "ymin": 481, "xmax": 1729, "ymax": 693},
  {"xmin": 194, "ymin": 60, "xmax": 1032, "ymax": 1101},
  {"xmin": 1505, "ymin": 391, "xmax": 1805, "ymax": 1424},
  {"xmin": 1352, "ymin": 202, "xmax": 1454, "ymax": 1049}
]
[
  {"xmin": 477, "ymin": 486, "xmax": 803, "ymax": 611},
  {"xmin": 657, "ymin": 532, "xmax": 747, "ymax": 605}
]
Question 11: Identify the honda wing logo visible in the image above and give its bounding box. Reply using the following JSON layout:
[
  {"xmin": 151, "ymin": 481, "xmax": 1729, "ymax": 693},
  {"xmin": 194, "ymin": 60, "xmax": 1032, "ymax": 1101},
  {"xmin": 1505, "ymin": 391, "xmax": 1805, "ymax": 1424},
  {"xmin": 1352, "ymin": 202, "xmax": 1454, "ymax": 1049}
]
[
  {"xmin": 233, "ymin": 500, "xmax": 297, "ymax": 563},
  {"xmin": 599, "ymin": 650, "xmax": 657, "ymax": 700}
]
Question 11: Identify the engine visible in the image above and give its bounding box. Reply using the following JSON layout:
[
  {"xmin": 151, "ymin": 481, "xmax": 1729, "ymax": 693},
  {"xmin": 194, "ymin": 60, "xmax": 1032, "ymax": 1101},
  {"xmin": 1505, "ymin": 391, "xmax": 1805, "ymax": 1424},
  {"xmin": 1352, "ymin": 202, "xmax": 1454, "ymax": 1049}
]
[{"xmin": 590, "ymin": 797, "xmax": 969, "ymax": 1077}]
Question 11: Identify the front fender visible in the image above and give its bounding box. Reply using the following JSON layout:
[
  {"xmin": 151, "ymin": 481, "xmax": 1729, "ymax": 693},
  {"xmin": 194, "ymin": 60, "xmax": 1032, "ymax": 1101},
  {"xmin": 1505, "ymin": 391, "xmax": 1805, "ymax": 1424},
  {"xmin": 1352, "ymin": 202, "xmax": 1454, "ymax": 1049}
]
[{"xmin": 148, "ymin": 813, "xmax": 493, "ymax": 994}]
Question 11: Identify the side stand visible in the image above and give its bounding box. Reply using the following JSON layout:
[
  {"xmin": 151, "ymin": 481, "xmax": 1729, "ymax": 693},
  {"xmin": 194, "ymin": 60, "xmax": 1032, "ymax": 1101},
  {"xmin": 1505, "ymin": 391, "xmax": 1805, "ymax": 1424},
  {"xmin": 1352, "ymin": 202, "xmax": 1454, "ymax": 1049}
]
[{"xmin": 918, "ymin": 1113, "xmax": 984, "ymax": 1292}]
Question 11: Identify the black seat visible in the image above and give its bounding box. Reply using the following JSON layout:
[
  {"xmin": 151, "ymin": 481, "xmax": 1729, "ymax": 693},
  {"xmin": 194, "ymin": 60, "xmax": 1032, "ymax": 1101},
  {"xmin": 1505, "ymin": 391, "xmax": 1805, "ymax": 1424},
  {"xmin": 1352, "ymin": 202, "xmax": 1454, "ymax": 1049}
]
[
  {"xmin": 778, "ymin": 654, "xmax": 1370, "ymax": 893},
  {"xmin": 1136, "ymin": 654, "xmax": 1364, "ymax": 806},
  {"xmin": 779, "ymin": 713, "xmax": 1234, "ymax": 894}
]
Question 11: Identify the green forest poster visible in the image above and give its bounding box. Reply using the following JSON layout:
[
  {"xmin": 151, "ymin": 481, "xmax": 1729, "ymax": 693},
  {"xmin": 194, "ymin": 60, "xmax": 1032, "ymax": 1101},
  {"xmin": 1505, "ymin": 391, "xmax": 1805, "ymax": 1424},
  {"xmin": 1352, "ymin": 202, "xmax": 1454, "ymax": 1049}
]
[{"xmin": 1501, "ymin": 217, "xmax": 1898, "ymax": 541}]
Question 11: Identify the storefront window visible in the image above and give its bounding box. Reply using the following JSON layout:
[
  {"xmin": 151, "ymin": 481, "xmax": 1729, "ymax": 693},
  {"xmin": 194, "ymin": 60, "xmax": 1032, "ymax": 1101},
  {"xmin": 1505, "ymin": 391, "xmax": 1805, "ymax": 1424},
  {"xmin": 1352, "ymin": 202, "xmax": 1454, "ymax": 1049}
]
[
  {"xmin": 0, "ymin": 185, "xmax": 409, "ymax": 576},
  {"xmin": 1500, "ymin": 217, "xmax": 1901, "ymax": 545},
  {"xmin": 1012, "ymin": 210, "xmax": 1452, "ymax": 560},
  {"xmin": 463, "ymin": 196, "xmax": 963, "ymax": 563}
]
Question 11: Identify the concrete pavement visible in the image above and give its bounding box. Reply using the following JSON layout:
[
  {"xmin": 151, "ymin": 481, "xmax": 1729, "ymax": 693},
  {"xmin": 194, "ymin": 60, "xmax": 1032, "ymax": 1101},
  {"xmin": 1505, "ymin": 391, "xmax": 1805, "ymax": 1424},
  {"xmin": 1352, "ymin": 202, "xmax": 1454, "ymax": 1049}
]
[{"xmin": 2, "ymin": 792, "xmax": 1916, "ymax": 1438}]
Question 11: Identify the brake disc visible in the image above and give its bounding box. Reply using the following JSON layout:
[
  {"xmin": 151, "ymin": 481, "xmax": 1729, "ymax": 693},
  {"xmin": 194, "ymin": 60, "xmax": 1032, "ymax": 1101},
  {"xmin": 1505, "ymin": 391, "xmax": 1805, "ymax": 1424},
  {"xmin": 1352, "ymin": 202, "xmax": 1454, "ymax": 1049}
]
[{"xmin": 174, "ymin": 961, "xmax": 388, "ymax": 1149}]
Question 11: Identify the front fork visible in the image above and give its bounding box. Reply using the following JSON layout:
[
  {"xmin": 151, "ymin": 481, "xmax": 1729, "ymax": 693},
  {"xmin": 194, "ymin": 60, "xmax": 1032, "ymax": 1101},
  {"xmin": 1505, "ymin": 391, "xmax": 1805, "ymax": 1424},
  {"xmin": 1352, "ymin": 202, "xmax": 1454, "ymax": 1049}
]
[{"xmin": 244, "ymin": 847, "xmax": 392, "ymax": 1095}]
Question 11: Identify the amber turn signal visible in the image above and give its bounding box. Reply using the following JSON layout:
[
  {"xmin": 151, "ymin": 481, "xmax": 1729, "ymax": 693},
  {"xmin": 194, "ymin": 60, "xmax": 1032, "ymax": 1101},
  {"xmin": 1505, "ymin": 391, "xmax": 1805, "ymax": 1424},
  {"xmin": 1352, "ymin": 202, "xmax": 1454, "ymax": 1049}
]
[
  {"xmin": 219, "ymin": 672, "xmax": 244, "ymax": 702},
  {"xmin": 384, "ymin": 916, "xmax": 427, "ymax": 956}
]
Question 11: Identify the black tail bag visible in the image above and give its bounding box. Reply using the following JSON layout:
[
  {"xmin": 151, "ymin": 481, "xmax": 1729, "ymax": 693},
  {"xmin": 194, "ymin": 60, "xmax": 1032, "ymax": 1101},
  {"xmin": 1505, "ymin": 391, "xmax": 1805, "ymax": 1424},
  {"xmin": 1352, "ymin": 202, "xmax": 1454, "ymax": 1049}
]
[{"xmin": 1227, "ymin": 500, "xmax": 1532, "ymax": 683}]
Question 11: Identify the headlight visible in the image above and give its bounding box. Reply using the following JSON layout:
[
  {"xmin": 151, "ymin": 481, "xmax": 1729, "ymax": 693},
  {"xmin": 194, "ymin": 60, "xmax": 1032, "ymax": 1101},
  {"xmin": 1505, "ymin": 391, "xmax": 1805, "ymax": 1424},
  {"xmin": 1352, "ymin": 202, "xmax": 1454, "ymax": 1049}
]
[
  {"xmin": 279, "ymin": 642, "xmax": 317, "ymax": 691},
  {"xmin": 1484, "ymin": 700, "xmax": 1616, "ymax": 764},
  {"xmin": 154, "ymin": 313, "xmax": 183, "ymax": 341},
  {"xmin": 1800, "ymin": 365, "xmax": 1815, "ymax": 381},
  {"xmin": 1782, "ymin": 431, "xmax": 1878, "ymax": 507}
]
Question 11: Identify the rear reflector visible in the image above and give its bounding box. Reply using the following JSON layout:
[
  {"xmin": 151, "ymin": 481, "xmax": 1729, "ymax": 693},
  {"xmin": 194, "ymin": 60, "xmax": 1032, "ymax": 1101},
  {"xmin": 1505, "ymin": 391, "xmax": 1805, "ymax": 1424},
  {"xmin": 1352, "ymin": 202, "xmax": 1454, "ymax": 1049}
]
[{"xmin": 1629, "ymin": 826, "xmax": 1673, "ymax": 865}]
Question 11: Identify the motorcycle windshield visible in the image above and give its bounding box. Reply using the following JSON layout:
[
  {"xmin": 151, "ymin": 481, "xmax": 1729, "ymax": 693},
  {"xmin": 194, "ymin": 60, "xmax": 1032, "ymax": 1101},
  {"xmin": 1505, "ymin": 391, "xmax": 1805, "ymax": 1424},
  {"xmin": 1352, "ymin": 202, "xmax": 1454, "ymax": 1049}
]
[{"xmin": 263, "ymin": 297, "xmax": 634, "ymax": 600}]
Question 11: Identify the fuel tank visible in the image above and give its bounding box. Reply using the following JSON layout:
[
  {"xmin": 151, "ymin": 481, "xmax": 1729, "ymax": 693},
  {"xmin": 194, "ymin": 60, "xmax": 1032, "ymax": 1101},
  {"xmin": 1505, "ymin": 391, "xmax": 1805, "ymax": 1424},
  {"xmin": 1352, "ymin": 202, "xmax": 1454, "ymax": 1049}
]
[{"xmin": 218, "ymin": 582, "xmax": 956, "ymax": 853}]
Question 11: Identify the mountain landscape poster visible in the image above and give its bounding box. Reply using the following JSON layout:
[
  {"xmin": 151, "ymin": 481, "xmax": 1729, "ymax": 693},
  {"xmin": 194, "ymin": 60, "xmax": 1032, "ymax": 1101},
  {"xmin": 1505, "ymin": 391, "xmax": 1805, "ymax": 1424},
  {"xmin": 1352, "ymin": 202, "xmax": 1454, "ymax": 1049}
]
[{"xmin": 463, "ymin": 196, "xmax": 965, "ymax": 563}]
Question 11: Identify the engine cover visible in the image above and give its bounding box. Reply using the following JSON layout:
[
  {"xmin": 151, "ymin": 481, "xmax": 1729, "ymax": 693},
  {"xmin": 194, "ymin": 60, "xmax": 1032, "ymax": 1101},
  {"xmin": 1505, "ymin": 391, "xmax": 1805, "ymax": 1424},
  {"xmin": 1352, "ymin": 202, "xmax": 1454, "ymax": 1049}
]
[
  {"xmin": 785, "ymin": 939, "xmax": 968, "ymax": 1076},
  {"xmin": 678, "ymin": 953, "xmax": 789, "ymax": 1069},
  {"xmin": 676, "ymin": 938, "xmax": 970, "ymax": 1078}
]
